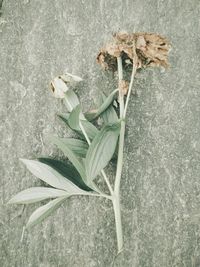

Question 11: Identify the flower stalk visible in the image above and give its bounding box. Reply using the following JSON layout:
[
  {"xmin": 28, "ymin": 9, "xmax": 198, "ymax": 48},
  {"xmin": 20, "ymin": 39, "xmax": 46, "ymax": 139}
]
[{"xmin": 112, "ymin": 57, "xmax": 136, "ymax": 253}]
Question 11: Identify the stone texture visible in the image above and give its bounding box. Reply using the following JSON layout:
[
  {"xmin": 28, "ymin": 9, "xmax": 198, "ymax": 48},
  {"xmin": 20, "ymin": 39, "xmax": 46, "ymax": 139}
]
[{"xmin": 1, "ymin": 0, "xmax": 200, "ymax": 266}]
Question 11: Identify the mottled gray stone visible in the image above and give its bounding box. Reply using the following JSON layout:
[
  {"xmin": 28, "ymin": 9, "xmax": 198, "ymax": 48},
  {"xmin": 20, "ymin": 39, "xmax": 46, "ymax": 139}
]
[{"xmin": 1, "ymin": 0, "xmax": 200, "ymax": 266}]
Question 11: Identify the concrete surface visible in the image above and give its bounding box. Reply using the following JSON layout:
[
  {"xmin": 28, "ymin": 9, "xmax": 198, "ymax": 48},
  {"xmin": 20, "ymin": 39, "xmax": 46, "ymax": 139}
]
[{"xmin": 1, "ymin": 0, "xmax": 200, "ymax": 266}]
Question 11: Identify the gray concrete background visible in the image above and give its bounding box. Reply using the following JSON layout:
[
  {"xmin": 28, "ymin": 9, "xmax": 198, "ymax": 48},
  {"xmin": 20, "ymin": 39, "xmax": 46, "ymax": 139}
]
[{"xmin": 1, "ymin": 0, "xmax": 200, "ymax": 266}]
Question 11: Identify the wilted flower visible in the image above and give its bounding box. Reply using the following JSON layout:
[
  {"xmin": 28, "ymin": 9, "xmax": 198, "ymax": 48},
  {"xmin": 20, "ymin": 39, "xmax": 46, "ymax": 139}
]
[
  {"xmin": 50, "ymin": 72, "xmax": 83, "ymax": 98},
  {"xmin": 97, "ymin": 31, "xmax": 171, "ymax": 71},
  {"xmin": 50, "ymin": 77, "xmax": 69, "ymax": 98}
]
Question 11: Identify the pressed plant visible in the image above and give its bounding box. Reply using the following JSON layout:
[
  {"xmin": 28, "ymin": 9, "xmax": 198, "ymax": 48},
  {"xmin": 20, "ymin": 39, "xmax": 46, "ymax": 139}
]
[{"xmin": 9, "ymin": 32, "xmax": 171, "ymax": 254}]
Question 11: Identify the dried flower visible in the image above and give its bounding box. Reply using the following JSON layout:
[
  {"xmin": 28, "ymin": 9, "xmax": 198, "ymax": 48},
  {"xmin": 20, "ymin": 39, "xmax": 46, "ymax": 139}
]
[
  {"xmin": 50, "ymin": 77, "xmax": 69, "ymax": 98},
  {"xmin": 97, "ymin": 31, "xmax": 171, "ymax": 71}
]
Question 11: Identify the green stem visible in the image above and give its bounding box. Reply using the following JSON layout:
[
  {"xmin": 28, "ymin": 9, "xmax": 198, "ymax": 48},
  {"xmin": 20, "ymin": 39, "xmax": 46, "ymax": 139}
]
[
  {"xmin": 111, "ymin": 57, "xmax": 125, "ymax": 253},
  {"xmin": 123, "ymin": 64, "xmax": 137, "ymax": 118},
  {"xmin": 113, "ymin": 59, "xmax": 136, "ymax": 253}
]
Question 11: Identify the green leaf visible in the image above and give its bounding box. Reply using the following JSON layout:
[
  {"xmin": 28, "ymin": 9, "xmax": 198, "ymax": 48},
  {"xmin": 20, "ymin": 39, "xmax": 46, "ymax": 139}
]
[
  {"xmin": 20, "ymin": 159, "xmax": 84, "ymax": 193},
  {"xmin": 67, "ymin": 105, "xmax": 98, "ymax": 140},
  {"xmin": 85, "ymin": 89, "xmax": 118, "ymax": 121},
  {"xmin": 98, "ymin": 92, "xmax": 118, "ymax": 124},
  {"xmin": 8, "ymin": 187, "xmax": 69, "ymax": 204},
  {"xmin": 55, "ymin": 138, "xmax": 88, "ymax": 158},
  {"xmin": 58, "ymin": 113, "xmax": 70, "ymax": 125},
  {"xmin": 64, "ymin": 90, "xmax": 80, "ymax": 112},
  {"xmin": 49, "ymin": 136, "xmax": 87, "ymax": 182},
  {"xmin": 85, "ymin": 121, "xmax": 121, "ymax": 181},
  {"xmin": 80, "ymin": 119, "xmax": 98, "ymax": 140},
  {"xmin": 68, "ymin": 105, "xmax": 81, "ymax": 131},
  {"xmin": 38, "ymin": 158, "xmax": 92, "ymax": 191},
  {"xmin": 58, "ymin": 113, "xmax": 84, "ymax": 138},
  {"xmin": 26, "ymin": 196, "xmax": 68, "ymax": 228}
]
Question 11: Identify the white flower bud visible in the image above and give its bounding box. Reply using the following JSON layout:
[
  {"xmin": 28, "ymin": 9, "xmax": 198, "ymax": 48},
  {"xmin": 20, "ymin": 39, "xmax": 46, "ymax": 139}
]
[{"xmin": 50, "ymin": 77, "xmax": 69, "ymax": 98}]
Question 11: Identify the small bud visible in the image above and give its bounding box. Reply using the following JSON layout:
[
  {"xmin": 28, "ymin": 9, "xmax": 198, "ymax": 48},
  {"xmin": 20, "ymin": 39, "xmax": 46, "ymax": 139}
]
[{"xmin": 61, "ymin": 72, "xmax": 83, "ymax": 83}]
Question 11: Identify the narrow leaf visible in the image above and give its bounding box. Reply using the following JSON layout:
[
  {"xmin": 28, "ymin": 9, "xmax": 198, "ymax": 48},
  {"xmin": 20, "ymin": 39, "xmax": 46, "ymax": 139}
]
[
  {"xmin": 54, "ymin": 138, "xmax": 88, "ymax": 158},
  {"xmin": 26, "ymin": 197, "xmax": 67, "ymax": 228},
  {"xmin": 20, "ymin": 159, "xmax": 85, "ymax": 193},
  {"xmin": 64, "ymin": 90, "xmax": 80, "ymax": 112},
  {"xmin": 80, "ymin": 119, "xmax": 98, "ymax": 140},
  {"xmin": 98, "ymin": 92, "xmax": 118, "ymax": 124},
  {"xmin": 38, "ymin": 158, "xmax": 92, "ymax": 191},
  {"xmin": 68, "ymin": 105, "xmax": 81, "ymax": 131},
  {"xmin": 66, "ymin": 105, "xmax": 98, "ymax": 140},
  {"xmin": 85, "ymin": 89, "xmax": 118, "ymax": 121},
  {"xmin": 49, "ymin": 137, "xmax": 87, "ymax": 182},
  {"xmin": 8, "ymin": 187, "xmax": 69, "ymax": 204},
  {"xmin": 85, "ymin": 121, "xmax": 121, "ymax": 181}
]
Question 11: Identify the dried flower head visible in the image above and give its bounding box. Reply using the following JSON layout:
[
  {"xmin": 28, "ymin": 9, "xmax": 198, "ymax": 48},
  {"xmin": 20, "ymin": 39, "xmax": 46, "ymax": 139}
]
[{"xmin": 97, "ymin": 31, "xmax": 171, "ymax": 71}]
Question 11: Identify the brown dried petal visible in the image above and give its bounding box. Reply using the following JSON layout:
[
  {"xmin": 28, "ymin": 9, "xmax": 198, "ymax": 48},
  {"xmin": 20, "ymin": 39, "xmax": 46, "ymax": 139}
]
[{"xmin": 105, "ymin": 43, "xmax": 121, "ymax": 57}]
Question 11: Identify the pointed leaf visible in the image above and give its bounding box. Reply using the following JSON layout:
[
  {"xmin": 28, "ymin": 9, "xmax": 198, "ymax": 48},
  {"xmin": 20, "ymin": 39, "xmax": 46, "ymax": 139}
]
[
  {"xmin": 80, "ymin": 120, "xmax": 98, "ymax": 140},
  {"xmin": 38, "ymin": 158, "xmax": 92, "ymax": 191},
  {"xmin": 67, "ymin": 105, "xmax": 98, "ymax": 140},
  {"xmin": 98, "ymin": 92, "xmax": 118, "ymax": 124},
  {"xmin": 8, "ymin": 187, "xmax": 69, "ymax": 204},
  {"xmin": 68, "ymin": 105, "xmax": 81, "ymax": 131},
  {"xmin": 64, "ymin": 90, "xmax": 80, "ymax": 112},
  {"xmin": 54, "ymin": 138, "xmax": 88, "ymax": 158},
  {"xmin": 85, "ymin": 89, "xmax": 118, "ymax": 121},
  {"xmin": 26, "ymin": 197, "xmax": 68, "ymax": 228},
  {"xmin": 85, "ymin": 121, "xmax": 121, "ymax": 180},
  {"xmin": 49, "ymin": 137, "xmax": 87, "ymax": 182},
  {"xmin": 20, "ymin": 159, "xmax": 85, "ymax": 193}
]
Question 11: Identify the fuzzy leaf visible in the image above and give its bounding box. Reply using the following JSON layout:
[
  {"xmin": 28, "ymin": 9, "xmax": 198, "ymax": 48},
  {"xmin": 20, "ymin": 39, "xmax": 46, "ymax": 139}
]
[
  {"xmin": 8, "ymin": 187, "xmax": 69, "ymax": 204},
  {"xmin": 20, "ymin": 159, "xmax": 84, "ymax": 193},
  {"xmin": 38, "ymin": 158, "xmax": 92, "ymax": 191},
  {"xmin": 85, "ymin": 121, "xmax": 121, "ymax": 181},
  {"xmin": 85, "ymin": 89, "xmax": 118, "ymax": 121},
  {"xmin": 26, "ymin": 197, "xmax": 68, "ymax": 228}
]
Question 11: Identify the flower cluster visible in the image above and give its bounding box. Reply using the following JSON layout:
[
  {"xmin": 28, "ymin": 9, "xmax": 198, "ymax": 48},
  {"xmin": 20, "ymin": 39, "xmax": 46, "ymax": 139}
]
[{"xmin": 97, "ymin": 31, "xmax": 171, "ymax": 71}]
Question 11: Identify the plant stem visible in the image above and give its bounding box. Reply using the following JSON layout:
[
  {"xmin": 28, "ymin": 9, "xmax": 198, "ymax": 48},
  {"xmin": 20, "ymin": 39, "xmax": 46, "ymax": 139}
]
[
  {"xmin": 113, "ymin": 59, "xmax": 136, "ymax": 253},
  {"xmin": 123, "ymin": 64, "xmax": 137, "ymax": 118},
  {"xmin": 113, "ymin": 194, "xmax": 123, "ymax": 253},
  {"xmin": 111, "ymin": 57, "xmax": 125, "ymax": 253},
  {"xmin": 79, "ymin": 192, "xmax": 112, "ymax": 200}
]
